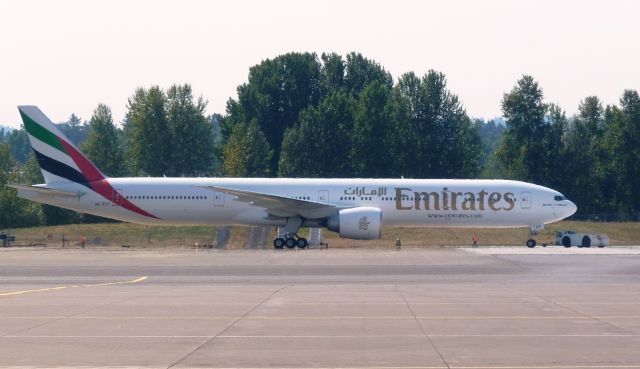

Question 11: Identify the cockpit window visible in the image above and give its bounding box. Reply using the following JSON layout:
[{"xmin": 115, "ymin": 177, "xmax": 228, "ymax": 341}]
[{"xmin": 554, "ymin": 195, "xmax": 567, "ymax": 201}]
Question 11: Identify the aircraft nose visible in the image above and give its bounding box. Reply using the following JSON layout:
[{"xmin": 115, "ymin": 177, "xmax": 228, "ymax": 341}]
[{"xmin": 565, "ymin": 200, "xmax": 577, "ymax": 218}]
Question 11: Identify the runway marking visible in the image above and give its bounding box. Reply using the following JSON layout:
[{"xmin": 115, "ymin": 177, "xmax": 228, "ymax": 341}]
[
  {"xmin": 0, "ymin": 365, "xmax": 633, "ymax": 369},
  {"xmin": 1, "ymin": 315, "xmax": 640, "ymax": 320},
  {"xmin": 193, "ymin": 366, "xmax": 640, "ymax": 369},
  {"xmin": 4, "ymin": 334, "xmax": 638, "ymax": 338},
  {"xmin": 0, "ymin": 276, "xmax": 148, "ymax": 297}
]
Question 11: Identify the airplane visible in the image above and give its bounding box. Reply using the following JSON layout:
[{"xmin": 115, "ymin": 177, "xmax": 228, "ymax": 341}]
[{"xmin": 10, "ymin": 106, "xmax": 577, "ymax": 248}]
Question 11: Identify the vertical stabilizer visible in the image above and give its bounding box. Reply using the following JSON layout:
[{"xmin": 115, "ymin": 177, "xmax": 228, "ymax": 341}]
[{"xmin": 18, "ymin": 105, "xmax": 106, "ymax": 186}]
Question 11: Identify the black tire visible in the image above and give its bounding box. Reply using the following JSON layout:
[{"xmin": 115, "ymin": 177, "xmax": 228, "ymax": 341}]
[
  {"xmin": 297, "ymin": 238, "xmax": 308, "ymax": 249},
  {"xmin": 285, "ymin": 237, "xmax": 297, "ymax": 249},
  {"xmin": 526, "ymin": 239, "xmax": 536, "ymax": 248},
  {"xmin": 581, "ymin": 235, "xmax": 591, "ymax": 248},
  {"xmin": 273, "ymin": 238, "xmax": 285, "ymax": 249},
  {"xmin": 562, "ymin": 236, "xmax": 571, "ymax": 248}
]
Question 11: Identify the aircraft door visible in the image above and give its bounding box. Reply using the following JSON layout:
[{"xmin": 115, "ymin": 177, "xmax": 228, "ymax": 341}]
[
  {"xmin": 521, "ymin": 191, "xmax": 532, "ymax": 209},
  {"xmin": 213, "ymin": 191, "xmax": 225, "ymax": 206},
  {"xmin": 318, "ymin": 190, "xmax": 329, "ymax": 203}
]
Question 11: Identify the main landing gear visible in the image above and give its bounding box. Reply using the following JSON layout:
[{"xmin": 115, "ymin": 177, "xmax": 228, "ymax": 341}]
[
  {"xmin": 273, "ymin": 216, "xmax": 308, "ymax": 250},
  {"xmin": 273, "ymin": 234, "xmax": 308, "ymax": 249}
]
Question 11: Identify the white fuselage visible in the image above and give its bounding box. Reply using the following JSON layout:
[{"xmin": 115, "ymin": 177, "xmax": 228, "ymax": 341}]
[{"xmin": 18, "ymin": 178, "xmax": 577, "ymax": 229}]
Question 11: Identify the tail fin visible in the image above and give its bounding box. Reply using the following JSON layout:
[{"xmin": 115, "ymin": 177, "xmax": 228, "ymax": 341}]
[{"xmin": 18, "ymin": 106, "xmax": 107, "ymax": 186}]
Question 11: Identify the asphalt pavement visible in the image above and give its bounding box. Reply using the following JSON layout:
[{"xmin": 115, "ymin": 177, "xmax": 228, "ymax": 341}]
[{"xmin": 1, "ymin": 246, "xmax": 639, "ymax": 368}]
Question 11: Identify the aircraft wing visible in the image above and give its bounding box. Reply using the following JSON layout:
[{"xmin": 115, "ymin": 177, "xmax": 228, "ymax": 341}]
[
  {"xmin": 196, "ymin": 186, "xmax": 344, "ymax": 218},
  {"xmin": 7, "ymin": 184, "xmax": 83, "ymax": 198}
]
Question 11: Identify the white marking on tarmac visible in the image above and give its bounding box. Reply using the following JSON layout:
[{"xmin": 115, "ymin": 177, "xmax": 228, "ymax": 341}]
[
  {"xmin": 1, "ymin": 365, "xmax": 637, "ymax": 369},
  {"xmin": 1, "ymin": 315, "xmax": 640, "ymax": 320},
  {"xmin": 0, "ymin": 276, "xmax": 148, "ymax": 297},
  {"xmin": 3, "ymin": 334, "xmax": 639, "ymax": 338},
  {"xmin": 464, "ymin": 246, "xmax": 640, "ymax": 255}
]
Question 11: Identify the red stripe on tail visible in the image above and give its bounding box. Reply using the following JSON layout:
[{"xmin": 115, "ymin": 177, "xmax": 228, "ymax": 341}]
[{"xmin": 58, "ymin": 139, "xmax": 160, "ymax": 220}]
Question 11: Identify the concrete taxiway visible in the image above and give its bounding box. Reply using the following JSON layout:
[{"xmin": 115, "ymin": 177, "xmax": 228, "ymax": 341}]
[{"xmin": 0, "ymin": 246, "xmax": 639, "ymax": 368}]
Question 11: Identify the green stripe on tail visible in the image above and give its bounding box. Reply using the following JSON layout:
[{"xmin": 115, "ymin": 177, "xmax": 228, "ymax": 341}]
[{"xmin": 19, "ymin": 110, "xmax": 66, "ymax": 153}]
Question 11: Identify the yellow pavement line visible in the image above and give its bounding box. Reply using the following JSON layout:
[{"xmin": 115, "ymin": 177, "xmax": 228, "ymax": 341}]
[
  {"xmin": 0, "ymin": 276, "xmax": 148, "ymax": 297},
  {"xmin": 80, "ymin": 276, "xmax": 148, "ymax": 287}
]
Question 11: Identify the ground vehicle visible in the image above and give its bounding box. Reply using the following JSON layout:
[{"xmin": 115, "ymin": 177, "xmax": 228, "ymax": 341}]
[{"xmin": 554, "ymin": 230, "xmax": 608, "ymax": 248}]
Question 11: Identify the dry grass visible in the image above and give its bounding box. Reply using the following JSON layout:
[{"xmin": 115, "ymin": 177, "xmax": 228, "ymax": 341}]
[
  {"xmin": 320, "ymin": 221, "xmax": 640, "ymax": 248},
  {"xmin": 4, "ymin": 221, "xmax": 640, "ymax": 248},
  {"xmin": 6, "ymin": 223, "xmax": 233, "ymax": 248}
]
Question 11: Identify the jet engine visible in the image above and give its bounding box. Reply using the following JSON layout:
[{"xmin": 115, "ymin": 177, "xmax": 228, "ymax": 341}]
[{"xmin": 327, "ymin": 207, "xmax": 382, "ymax": 240}]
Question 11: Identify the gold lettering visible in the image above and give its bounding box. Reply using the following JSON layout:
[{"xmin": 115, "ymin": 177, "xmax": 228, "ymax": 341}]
[
  {"xmin": 503, "ymin": 192, "xmax": 516, "ymax": 211},
  {"xmin": 442, "ymin": 187, "xmax": 449, "ymax": 210},
  {"xmin": 395, "ymin": 188, "xmax": 413, "ymax": 210},
  {"xmin": 488, "ymin": 192, "xmax": 502, "ymax": 211},
  {"xmin": 451, "ymin": 192, "xmax": 462, "ymax": 210},
  {"xmin": 428, "ymin": 192, "xmax": 440, "ymax": 210},
  {"xmin": 478, "ymin": 190, "xmax": 488, "ymax": 211},
  {"xmin": 414, "ymin": 191, "xmax": 440, "ymax": 210},
  {"xmin": 462, "ymin": 192, "xmax": 476, "ymax": 210}
]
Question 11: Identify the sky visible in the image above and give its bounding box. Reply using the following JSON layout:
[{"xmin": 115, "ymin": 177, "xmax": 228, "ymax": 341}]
[{"xmin": 0, "ymin": 0, "xmax": 638, "ymax": 128}]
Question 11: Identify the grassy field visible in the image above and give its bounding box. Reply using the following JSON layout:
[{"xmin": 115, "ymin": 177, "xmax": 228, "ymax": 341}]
[
  {"xmin": 326, "ymin": 221, "xmax": 640, "ymax": 248},
  {"xmin": 4, "ymin": 223, "xmax": 246, "ymax": 249},
  {"xmin": 4, "ymin": 221, "xmax": 640, "ymax": 249}
]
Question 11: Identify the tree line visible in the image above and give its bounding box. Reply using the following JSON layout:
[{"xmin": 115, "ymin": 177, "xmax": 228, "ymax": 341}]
[{"xmin": 1, "ymin": 52, "xmax": 639, "ymax": 228}]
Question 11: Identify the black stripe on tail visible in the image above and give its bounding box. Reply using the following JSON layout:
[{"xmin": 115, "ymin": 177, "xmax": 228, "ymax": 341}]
[{"xmin": 33, "ymin": 149, "xmax": 91, "ymax": 189}]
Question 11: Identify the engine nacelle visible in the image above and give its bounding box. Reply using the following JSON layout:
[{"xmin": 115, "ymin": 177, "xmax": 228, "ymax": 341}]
[{"xmin": 327, "ymin": 207, "xmax": 382, "ymax": 240}]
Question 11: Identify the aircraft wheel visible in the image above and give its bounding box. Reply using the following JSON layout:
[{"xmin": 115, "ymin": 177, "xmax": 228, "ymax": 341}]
[
  {"xmin": 297, "ymin": 238, "xmax": 308, "ymax": 249},
  {"xmin": 285, "ymin": 237, "xmax": 297, "ymax": 249},
  {"xmin": 526, "ymin": 239, "xmax": 536, "ymax": 248},
  {"xmin": 581, "ymin": 235, "xmax": 591, "ymax": 248},
  {"xmin": 273, "ymin": 238, "xmax": 285, "ymax": 249}
]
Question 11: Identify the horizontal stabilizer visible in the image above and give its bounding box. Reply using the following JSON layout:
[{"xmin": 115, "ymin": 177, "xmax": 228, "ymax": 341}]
[{"xmin": 7, "ymin": 184, "xmax": 82, "ymax": 198}]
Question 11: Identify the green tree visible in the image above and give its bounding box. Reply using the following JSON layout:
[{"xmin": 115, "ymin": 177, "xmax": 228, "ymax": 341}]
[
  {"xmin": 58, "ymin": 113, "xmax": 88, "ymax": 146},
  {"xmin": 477, "ymin": 119, "xmax": 506, "ymax": 178},
  {"xmin": 603, "ymin": 90, "xmax": 640, "ymax": 213},
  {"xmin": 81, "ymin": 104, "xmax": 125, "ymax": 177},
  {"xmin": 229, "ymin": 52, "xmax": 322, "ymax": 173},
  {"xmin": 320, "ymin": 52, "xmax": 345, "ymax": 96},
  {"xmin": 8, "ymin": 129, "xmax": 30, "ymax": 163},
  {"xmin": 498, "ymin": 75, "xmax": 555, "ymax": 185},
  {"xmin": 23, "ymin": 152, "xmax": 44, "ymax": 184},
  {"xmin": 125, "ymin": 86, "xmax": 172, "ymax": 176},
  {"xmin": 0, "ymin": 144, "xmax": 42, "ymax": 228},
  {"xmin": 386, "ymin": 71, "xmax": 479, "ymax": 178},
  {"xmin": 563, "ymin": 97, "xmax": 605, "ymax": 212},
  {"xmin": 344, "ymin": 52, "xmax": 393, "ymax": 97},
  {"xmin": 166, "ymin": 84, "xmax": 214, "ymax": 176},
  {"xmin": 350, "ymin": 81, "xmax": 392, "ymax": 177},
  {"xmin": 222, "ymin": 119, "xmax": 272, "ymax": 177},
  {"xmin": 0, "ymin": 143, "xmax": 23, "ymax": 228},
  {"xmin": 279, "ymin": 91, "xmax": 355, "ymax": 177}
]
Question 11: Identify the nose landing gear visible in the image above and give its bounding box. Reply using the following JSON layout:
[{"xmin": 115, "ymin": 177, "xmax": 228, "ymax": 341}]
[{"xmin": 526, "ymin": 224, "xmax": 544, "ymax": 248}]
